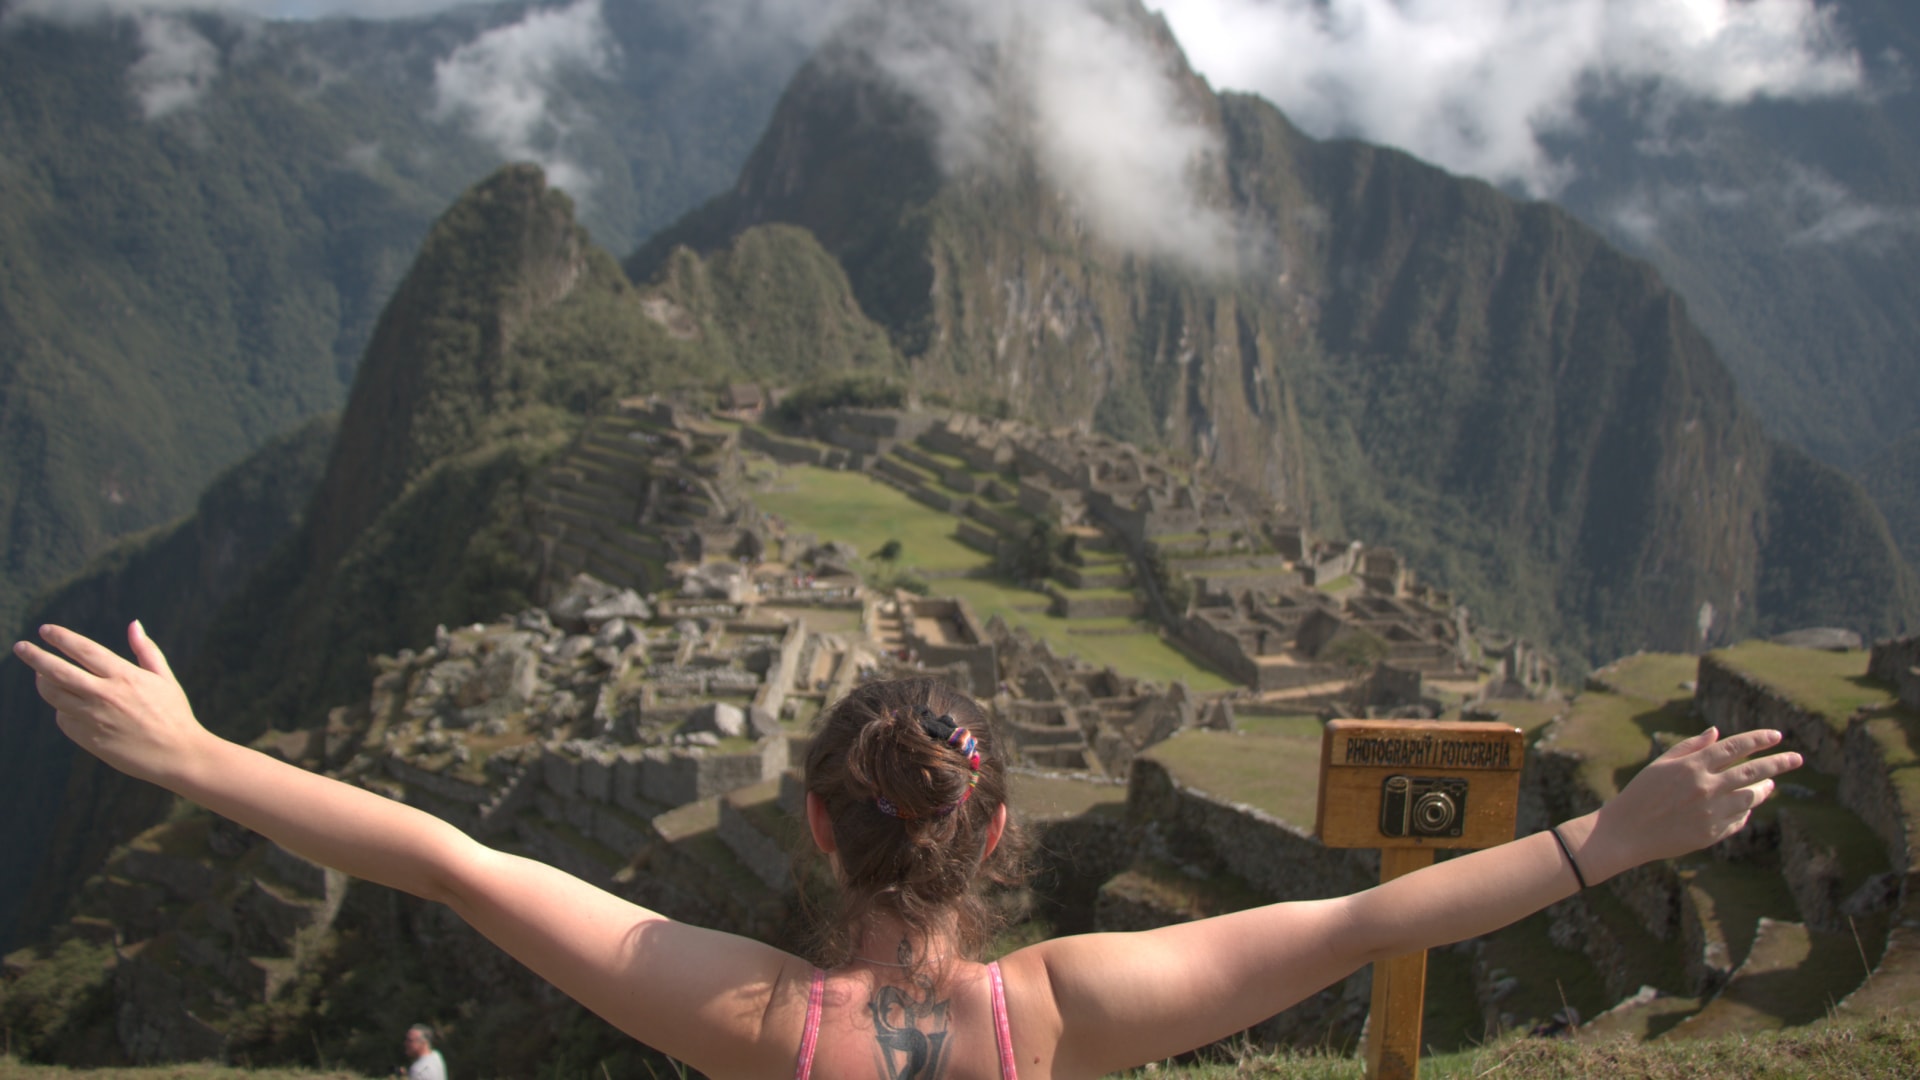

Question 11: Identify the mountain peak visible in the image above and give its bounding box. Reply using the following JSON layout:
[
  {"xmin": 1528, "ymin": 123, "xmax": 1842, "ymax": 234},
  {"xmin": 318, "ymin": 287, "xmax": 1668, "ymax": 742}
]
[{"xmin": 310, "ymin": 164, "xmax": 587, "ymax": 570}]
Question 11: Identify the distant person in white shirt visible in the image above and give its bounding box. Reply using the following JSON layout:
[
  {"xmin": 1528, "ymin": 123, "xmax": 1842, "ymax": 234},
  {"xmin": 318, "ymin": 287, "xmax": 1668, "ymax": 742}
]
[{"xmin": 402, "ymin": 1024, "xmax": 446, "ymax": 1080}]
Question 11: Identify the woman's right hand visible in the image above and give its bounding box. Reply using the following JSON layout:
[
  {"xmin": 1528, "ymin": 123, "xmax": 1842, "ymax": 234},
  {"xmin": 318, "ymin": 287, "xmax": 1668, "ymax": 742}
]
[
  {"xmin": 1581, "ymin": 726, "xmax": 1802, "ymax": 880},
  {"xmin": 12, "ymin": 622, "xmax": 214, "ymax": 788}
]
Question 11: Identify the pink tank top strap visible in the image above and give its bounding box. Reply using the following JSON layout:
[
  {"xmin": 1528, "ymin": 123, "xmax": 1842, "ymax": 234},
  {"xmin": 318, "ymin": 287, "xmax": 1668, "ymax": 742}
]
[
  {"xmin": 987, "ymin": 961, "xmax": 1020, "ymax": 1080},
  {"xmin": 793, "ymin": 967, "xmax": 825, "ymax": 1080}
]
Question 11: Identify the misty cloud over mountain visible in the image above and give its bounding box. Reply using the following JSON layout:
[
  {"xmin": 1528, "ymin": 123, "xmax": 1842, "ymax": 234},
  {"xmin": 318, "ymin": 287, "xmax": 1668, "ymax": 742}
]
[
  {"xmin": 428, "ymin": 0, "xmax": 613, "ymax": 198},
  {"xmin": 13, "ymin": 1, "xmax": 1877, "ymax": 196}
]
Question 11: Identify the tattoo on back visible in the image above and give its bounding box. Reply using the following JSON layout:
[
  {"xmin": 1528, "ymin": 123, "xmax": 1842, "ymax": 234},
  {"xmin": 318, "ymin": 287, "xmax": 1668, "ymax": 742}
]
[{"xmin": 868, "ymin": 982, "xmax": 952, "ymax": 1080}]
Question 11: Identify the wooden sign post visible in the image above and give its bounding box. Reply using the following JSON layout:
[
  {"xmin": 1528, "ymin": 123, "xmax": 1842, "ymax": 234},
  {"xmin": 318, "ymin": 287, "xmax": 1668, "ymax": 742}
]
[{"xmin": 1315, "ymin": 720, "xmax": 1526, "ymax": 1080}]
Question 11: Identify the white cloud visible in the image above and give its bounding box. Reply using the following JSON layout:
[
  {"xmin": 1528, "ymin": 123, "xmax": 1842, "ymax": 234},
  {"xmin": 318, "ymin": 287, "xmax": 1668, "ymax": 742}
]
[
  {"xmin": 4, "ymin": 1, "xmax": 477, "ymax": 18},
  {"xmin": 126, "ymin": 13, "xmax": 221, "ymax": 117},
  {"xmin": 1154, "ymin": 0, "xmax": 1867, "ymax": 195},
  {"xmin": 849, "ymin": 0, "xmax": 1239, "ymax": 272},
  {"xmin": 1606, "ymin": 167, "xmax": 1918, "ymax": 251},
  {"xmin": 1781, "ymin": 165, "xmax": 1920, "ymax": 247},
  {"xmin": 427, "ymin": 0, "xmax": 613, "ymax": 198}
]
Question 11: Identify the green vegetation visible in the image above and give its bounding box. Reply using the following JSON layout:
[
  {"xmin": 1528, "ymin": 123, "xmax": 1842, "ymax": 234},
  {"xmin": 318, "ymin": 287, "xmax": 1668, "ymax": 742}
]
[
  {"xmin": 758, "ymin": 464, "xmax": 1234, "ymax": 689},
  {"xmin": 0, "ymin": 4, "xmax": 806, "ymax": 644},
  {"xmin": 1863, "ymin": 429, "xmax": 1920, "ymax": 574},
  {"xmin": 1553, "ymin": 653, "xmax": 1707, "ymax": 800},
  {"xmin": 0, "ymin": 939, "xmax": 117, "ymax": 1064},
  {"xmin": 1756, "ymin": 445, "xmax": 1920, "ymax": 641},
  {"xmin": 771, "ymin": 372, "xmax": 908, "ymax": 426},
  {"xmin": 1141, "ymin": 729, "xmax": 1325, "ymax": 826},
  {"xmin": 1711, "ymin": 642, "xmax": 1907, "ymax": 724},
  {"xmin": 756, "ymin": 466, "xmax": 983, "ymax": 573}
]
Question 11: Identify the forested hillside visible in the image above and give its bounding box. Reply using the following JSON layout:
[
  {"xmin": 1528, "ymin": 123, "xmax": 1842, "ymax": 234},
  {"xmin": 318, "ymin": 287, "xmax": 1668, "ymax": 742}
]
[
  {"xmin": 0, "ymin": 164, "xmax": 901, "ymax": 951},
  {"xmin": 0, "ymin": 1, "xmax": 806, "ymax": 638},
  {"xmin": 1553, "ymin": 0, "xmax": 1920, "ymax": 476}
]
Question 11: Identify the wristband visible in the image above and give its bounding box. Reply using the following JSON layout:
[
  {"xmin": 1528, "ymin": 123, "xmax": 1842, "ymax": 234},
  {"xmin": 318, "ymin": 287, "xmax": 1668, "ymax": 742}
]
[{"xmin": 1549, "ymin": 825, "xmax": 1590, "ymax": 891}]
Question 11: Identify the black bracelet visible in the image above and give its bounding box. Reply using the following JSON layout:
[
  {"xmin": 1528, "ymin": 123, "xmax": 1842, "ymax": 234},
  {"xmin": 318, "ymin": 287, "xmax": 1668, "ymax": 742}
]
[{"xmin": 1549, "ymin": 825, "xmax": 1590, "ymax": 891}]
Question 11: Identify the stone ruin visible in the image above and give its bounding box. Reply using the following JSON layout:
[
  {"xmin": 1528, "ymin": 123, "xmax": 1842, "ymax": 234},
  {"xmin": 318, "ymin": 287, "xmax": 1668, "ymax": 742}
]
[
  {"xmin": 525, "ymin": 397, "xmax": 775, "ymax": 594},
  {"xmin": 791, "ymin": 405, "xmax": 1554, "ymax": 710}
]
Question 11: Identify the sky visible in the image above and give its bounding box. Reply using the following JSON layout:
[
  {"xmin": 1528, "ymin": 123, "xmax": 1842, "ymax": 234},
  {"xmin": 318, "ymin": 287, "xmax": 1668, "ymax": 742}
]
[{"xmin": 3, "ymin": 0, "xmax": 1890, "ymax": 264}]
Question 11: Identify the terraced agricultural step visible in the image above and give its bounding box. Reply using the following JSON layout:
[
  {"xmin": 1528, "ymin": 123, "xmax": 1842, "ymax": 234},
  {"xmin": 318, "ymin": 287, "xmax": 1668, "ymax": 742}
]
[
  {"xmin": 571, "ymin": 441, "xmax": 655, "ymax": 475},
  {"xmin": 1664, "ymin": 917, "xmax": 1875, "ymax": 1039},
  {"xmin": 718, "ymin": 778, "xmax": 800, "ymax": 891},
  {"xmin": 1833, "ymin": 880, "xmax": 1920, "ymax": 1019},
  {"xmin": 641, "ymin": 797, "xmax": 784, "ymax": 934},
  {"xmin": 1575, "ymin": 986, "xmax": 1702, "ymax": 1043}
]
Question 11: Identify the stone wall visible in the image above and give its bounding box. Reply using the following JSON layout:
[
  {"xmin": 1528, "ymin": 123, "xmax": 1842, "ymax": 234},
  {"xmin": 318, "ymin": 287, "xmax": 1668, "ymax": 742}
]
[
  {"xmin": 1528, "ymin": 738, "xmax": 1684, "ymax": 943},
  {"xmin": 1681, "ymin": 879, "xmax": 1733, "ymax": 996},
  {"xmin": 1779, "ymin": 807, "xmax": 1847, "ymax": 932},
  {"xmin": 1841, "ymin": 718, "xmax": 1916, "ymax": 878},
  {"xmin": 1117, "ymin": 757, "xmax": 1377, "ymax": 1048},
  {"xmin": 719, "ymin": 796, "xmax": 792, "ymax": 891},
  {"xmin": 1869, "ymin": 634, "xmax": 1920, "ymax": 710},
  {"xmin": 540, "ymin": 738, "xmax": 786, "ymax": 813},
  {"xmin": 753, "ymin": 621, "xmax": 807, "ymax": 722},
  {"xmin": 1125, "ymin": 757, "xmax": 1378, "ymax": 903},
  {"xmin": 740, "ymin": 424, "xmax": 855, "ymax": 469},
  {"xmin": 1695, "ymin": 653, "xmax": 1846, "ymax": 772},
  {"xmin": 1045, "ymin": 585, "xmax": 1141, "ymax": 619}
]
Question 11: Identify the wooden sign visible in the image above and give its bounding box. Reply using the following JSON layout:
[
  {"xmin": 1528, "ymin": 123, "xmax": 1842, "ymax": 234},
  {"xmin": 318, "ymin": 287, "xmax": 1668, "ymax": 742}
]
[
  {"xmin": 1315, "ymin": 719, "xmax": 1526, "ymax": 1080},
  {"xmin": 1315, "ymin": 719, "xmax": 1525, "ymax": 851}
]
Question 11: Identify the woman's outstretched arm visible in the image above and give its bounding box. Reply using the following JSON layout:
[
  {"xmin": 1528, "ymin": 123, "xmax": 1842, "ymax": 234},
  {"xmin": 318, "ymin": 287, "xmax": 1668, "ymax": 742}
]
[
  {"xmin": 1028, "ymin": 723, "xmax": 1801, "ymax": 1077},
  {"xmin": 13, "ymin": 623, "xmax": 805, "ymax": 1077}
]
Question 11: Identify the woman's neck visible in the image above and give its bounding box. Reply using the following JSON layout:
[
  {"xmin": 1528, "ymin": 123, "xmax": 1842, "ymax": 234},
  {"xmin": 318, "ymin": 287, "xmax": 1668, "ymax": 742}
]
[{"xmin": 848, "ymin": 913, "xmax": 958, "ymax": 970}]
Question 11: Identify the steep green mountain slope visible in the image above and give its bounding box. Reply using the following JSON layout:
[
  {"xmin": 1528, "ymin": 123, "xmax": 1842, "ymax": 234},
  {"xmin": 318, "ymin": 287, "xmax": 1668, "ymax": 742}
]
[
  {"xmin": 2, "ymin": 164, "xmax": 897, "ymax": 950},
  {"xmin": 1862, "ymin": 430, "xmax": 1920, "ymax": 576},
  {"xmin": 0, "ymin": 415, "xmax": 336, "ymax": 952},
  {"xmin": 1556, "ymin": 0, "xmax": 1920, "ymax": 474},
  {"xmin": 635, "ymin": 5, "xmax": 1918, "ymax": 663},
  {"xmin": 0, "ymin": 2, "xmax": 806, "ymax": 640}
]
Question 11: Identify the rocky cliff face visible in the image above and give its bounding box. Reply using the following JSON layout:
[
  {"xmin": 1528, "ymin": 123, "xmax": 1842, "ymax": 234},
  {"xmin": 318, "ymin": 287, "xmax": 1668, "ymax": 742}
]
[
  {"xmin": 630, "ymin": 0, "xmax": 1913, "ymax": 662},
  {"xmin": 0, "ymin": 417, "xmax": 336, "ymax": 952}
]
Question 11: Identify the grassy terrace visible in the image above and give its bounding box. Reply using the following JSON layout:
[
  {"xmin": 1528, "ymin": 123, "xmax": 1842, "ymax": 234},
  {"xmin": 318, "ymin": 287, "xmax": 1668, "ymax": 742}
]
[
  {"xmin": 1710, "ymin": 642, "xmax": 1904, "ymax": 725},
  {"xmin": 1710, "ymin": 642, "xmax": 1920, "ymax": 863},
  {"xmin": 754, "ymin": 464, "xmax": 1233, "ymax": 690},
  {"xmin": 755, "ymin": 464, "xmax": 984, "ymax": 573},
  {"xmin": 1140, "ymin": 728, "xmax": 1324, "ymax": 826},
  {"xmin": 1008, "ymin": 770, "xmax": 1127, "ymax": 820},
  {"xmin": 1551, "ymin": 653, "xmax": 1705, "ymax": 800}
]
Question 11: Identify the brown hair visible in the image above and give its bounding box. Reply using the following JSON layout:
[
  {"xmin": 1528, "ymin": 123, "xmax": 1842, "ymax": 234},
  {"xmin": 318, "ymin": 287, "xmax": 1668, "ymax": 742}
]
[{"xmin": 802, "ymin": 677, "xmax": 1026, "ymax": 970}]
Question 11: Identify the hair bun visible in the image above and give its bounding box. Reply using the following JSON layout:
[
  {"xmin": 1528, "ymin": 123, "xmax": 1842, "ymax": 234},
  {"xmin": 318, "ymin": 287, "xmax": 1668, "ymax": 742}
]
[{"xmin": 852, "ymin": 706, "xmax": 976, "ymax": 823}]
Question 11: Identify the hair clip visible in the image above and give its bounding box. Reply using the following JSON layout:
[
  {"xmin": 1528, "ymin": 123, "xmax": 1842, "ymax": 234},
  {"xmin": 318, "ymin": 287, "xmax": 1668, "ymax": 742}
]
[{"xmin": 872, "ymin": 706, "xmax": 984, "ymax": 819}]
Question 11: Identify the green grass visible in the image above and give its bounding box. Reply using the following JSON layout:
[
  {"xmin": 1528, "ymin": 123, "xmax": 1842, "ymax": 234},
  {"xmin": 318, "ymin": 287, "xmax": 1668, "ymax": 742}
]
[
  {"xmin": 1713, "ymin": 642, "xmax": 1902, "ymax": 724},
  {"xmin": 941, "ymin": 575, "xmax": 1235, "ymax": 691},
  {"xmin": 1008, "ymin": 771, "xmax": 1128, "ymax": 820},
  {"xmin": 754, "ymin": 465, "xmax": 984, "ymax": 572},
  {"xmin": 1234, "ymin": 714, "xmax": 1327, "ymax": 740},
  {"xmin": 1476, "ymin": 909, "xmax": 1612, "ymax": 1034},
  {"xmin": 1857, "ymin": 715, "xmax": 1920, "ymax": 866},
  {"xmin": 1453, "ymin": 699, "xmax": 1566, "ymax": 736},
  {"xmin": 1549, "ymin": 654, "xmax": 1713, "ymax": 798},
  {"xmin": 1104, "ymin": 1013, "xmax": 1920, "ymax": 1076},
  {"xmin": 1678, "ymin": 857, "xmax": 1800, "ymax": 983},
  {"xmin": 1141, "ymin": 729, "xmax": 1324, "ymax": 825},
  {"xmin": 1051, "ymin": 582, "xmax": 1140, "ymax": 601},
  {"xmin": 1588, "ymin": 653, "xmax": 1700, "ymax": 703}
]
